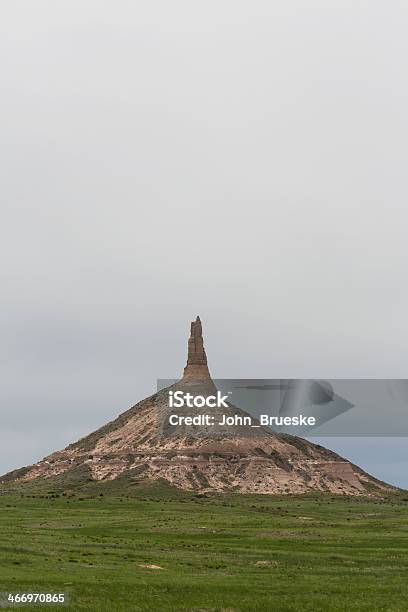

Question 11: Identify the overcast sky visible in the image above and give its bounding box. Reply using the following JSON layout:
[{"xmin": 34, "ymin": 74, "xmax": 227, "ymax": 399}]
[{"xmin": 1, "ymin": 1, "xmax": 407, "ymax": 487}]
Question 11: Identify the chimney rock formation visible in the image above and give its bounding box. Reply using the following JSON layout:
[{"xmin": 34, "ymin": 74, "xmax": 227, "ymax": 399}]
[
  {"xmin": 0, "ymin": 316, "xmax": 396, "ymax": 496},
  {"xmin": 183, "ymin": 316, "xmax": 211, "ymax": 380}
]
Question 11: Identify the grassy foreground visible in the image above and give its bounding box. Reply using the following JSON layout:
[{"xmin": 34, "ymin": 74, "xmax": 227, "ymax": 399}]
[{"xmin": 0, "ymin": 479, "xmax": 407, "ymax": 611}]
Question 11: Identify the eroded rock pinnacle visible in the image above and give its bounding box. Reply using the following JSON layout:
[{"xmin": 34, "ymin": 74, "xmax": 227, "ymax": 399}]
[{"xmin": 183, "ymin": 316, "xmax": 211, "ymax": 380}]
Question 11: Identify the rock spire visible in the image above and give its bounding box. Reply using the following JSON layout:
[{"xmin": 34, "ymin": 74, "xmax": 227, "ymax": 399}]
[{"xmin": 182, "ymin": 316, "xmax": 211, "ymax": 380}]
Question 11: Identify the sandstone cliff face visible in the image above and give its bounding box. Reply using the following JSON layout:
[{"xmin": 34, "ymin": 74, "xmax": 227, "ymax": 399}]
[{"xmin": 0, "ymin": 317, "xmax": 395, "ymax": 496}]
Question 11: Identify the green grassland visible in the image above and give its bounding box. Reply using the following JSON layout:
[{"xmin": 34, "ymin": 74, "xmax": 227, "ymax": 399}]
[{"xmin": 0, "ymin": 476, "xmax": 407, "ymax": 611}]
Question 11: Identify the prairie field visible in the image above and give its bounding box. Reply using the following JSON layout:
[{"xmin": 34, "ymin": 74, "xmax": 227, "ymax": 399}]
[{"xmin": 0, "ymin": 478, "xmax": 407, "ymax": 611}]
